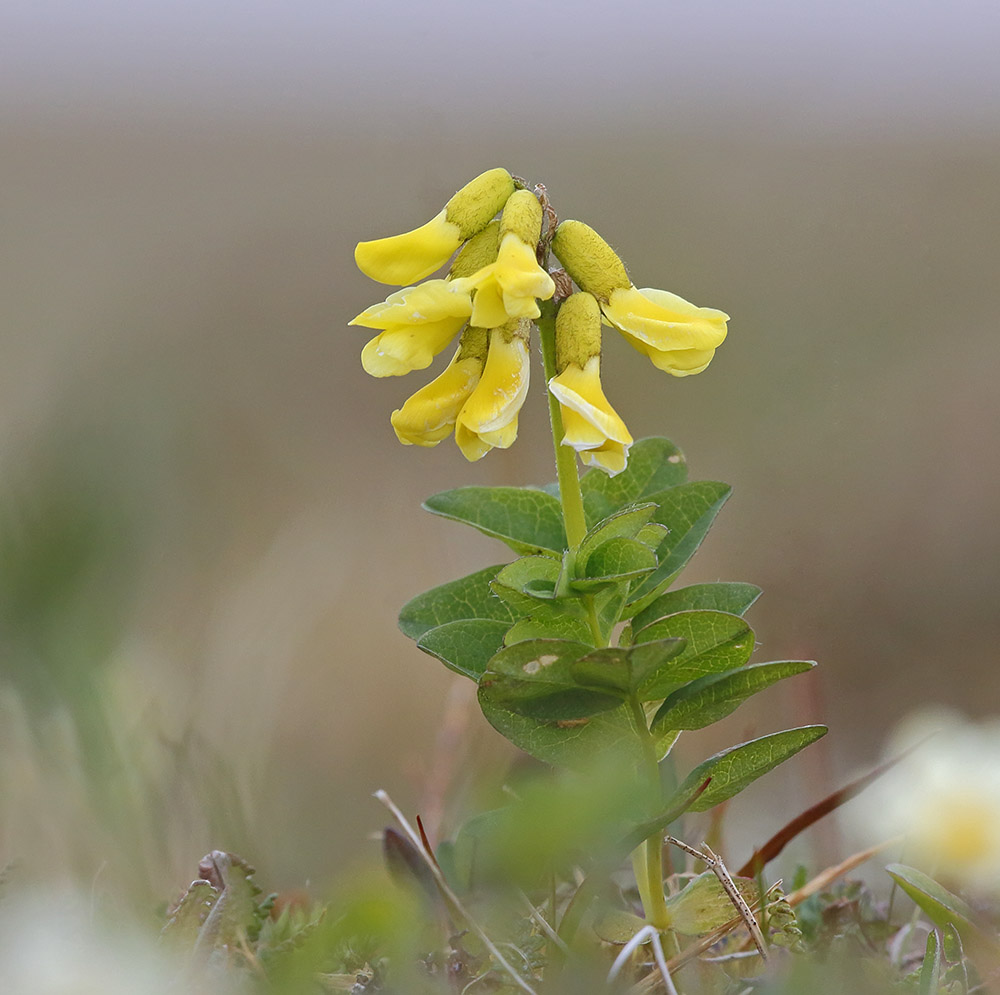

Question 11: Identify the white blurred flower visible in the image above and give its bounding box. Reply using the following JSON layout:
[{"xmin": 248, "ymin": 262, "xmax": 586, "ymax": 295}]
[
  {"xmin": 852, "ymin": 710, "xmax": 1000, "ymax": 890},
  {"xmin": 0, "ymin": 891, "xmax": 242, "ymax": 995}
]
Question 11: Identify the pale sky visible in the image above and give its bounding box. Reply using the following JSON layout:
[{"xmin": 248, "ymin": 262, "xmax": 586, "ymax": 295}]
[{"xmin": 2, "ymin": 0, "xmax": 999, "ymax": 128}]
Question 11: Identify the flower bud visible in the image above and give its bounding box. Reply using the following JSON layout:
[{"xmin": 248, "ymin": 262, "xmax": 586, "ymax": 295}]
[
  {"xmin": 356, "ymin": 168, "xmax": 514, "ymax": 286},
  {"xmin": 499, "ymin": 189, "xmax": 544, "ymax": 247},
  {"xmin": 449, "ymin": 220, "xmax": 500, "ymax": 278},
  {"xmin": 550, "ymin": 220, "xmax": 630, "ymax": 302},
  {"xmin": 554, "ymin": 291, "xmax": 602, "ymax": 372},
  {"xmin": 444, "ymin": 168, "xmax": 515, "ymax": 239}
]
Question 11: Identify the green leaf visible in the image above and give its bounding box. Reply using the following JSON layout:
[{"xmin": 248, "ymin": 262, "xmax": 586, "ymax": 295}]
[
  {"xmin": 504, "ymin": 607, "xmax": 594, "ymax": 645},
  {"xmin": 161, "ymin": 879, "xmax": 218, "ymax": 949},
  {"xmin": 678, "ymin": 726, "xmax": 828, "ymax": 812},
  {"xmin": 885, "ymin": 864, "xmax": 978, "ymax": 935},
  {"xmin": 577, "ymin": 503, "xmax": 657, "ymax": 570},
  {"xmin": 417, "ymin": 619, "xmax": 511, "ymax": 681},
  {"xmin": 631, "ymin": 582, "xmax": 762, "ymax": 632},
  {"xmin": 493, "ymin": 555, "xmax": 563, "ymax": 601},
  {"xmin": 581, "ymin": 437, "xmax": 688, "ymax": 524},
  {"xmin": 629, "ymin": 481, "xmax": 732, "ymax": 605},
  {"xmin": 423, "ymin": 486, "xmax": 566, "ymax": 556},
  {"xmin": 570, "ymin": 639, "xmax": 687, "ymax": 695},
  {"xmin": 479, "ymin": 638, "xmax": 625, "ymax": 721},
  {"xmin": 399, "ymin": 565, "xmax": 516, "ymax": 640},
  {"xmin": 665, "ymin": 871, "xmax": 758, "ymax": 936},
  {"xmin": 478, "ymin": 694, "xmax": 658, "ymax": 769},
  {"xmin": 634, "ymin": 610, "xmax": 755, "ymax": 700},
  {"xmin": 652, "ymin": 661, "xmax": 816, "ymax": 732},
  {"xmin": 571, "ymin": 537, "xmax": 657, "ymax": 592},
  {"xmin": 189, "ymin": 851, "xmax": 263, "ymax": 956},
  {"xmin": 918, "ymin": 929, "xmax": 942, "ymax": 995}
]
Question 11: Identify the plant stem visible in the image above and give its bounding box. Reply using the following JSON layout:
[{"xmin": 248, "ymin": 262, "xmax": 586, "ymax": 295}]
[
  {"xmin": 628, "ymin": 695, "xmax": 671, "ymax": 930},
  {"xmin": 537, "ymin": 300, "xmax": 588, "ymax": 551}
]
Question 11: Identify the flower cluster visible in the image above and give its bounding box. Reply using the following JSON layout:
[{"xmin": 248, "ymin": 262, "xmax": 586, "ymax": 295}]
[{"xmin": 350, "ymin": 169, "xmax": 729, "ymax": 474}]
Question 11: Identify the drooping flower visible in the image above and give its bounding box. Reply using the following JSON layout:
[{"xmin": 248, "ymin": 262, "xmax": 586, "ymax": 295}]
[
  {"xmin": 351, "ymin": 222, "xmax": 499, "ymax": 377},
  {"xmin": 450, "ymin": 190, "xmax": 555, "ymax": 328},
  {"xmin": 551, "ymin": 219, "xmax": 728, "ymax": 376},
  {"xmin": 454, "ymin": 319, "xmax": 531, "ymax": 461},
  {"xmin": 390, "ymin": 327, "xmax": 488, "ymax": 446},
  {"xmin": 355, "ymin": 168, "xmax": 514, "ymax": 285},
  {"xmin": 548, "ymin": 292, "xmax": 632, "ymax": 475}
]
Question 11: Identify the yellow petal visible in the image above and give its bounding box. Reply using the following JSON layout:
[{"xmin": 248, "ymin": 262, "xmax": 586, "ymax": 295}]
[
  {"xmin": 454, "ymin": 327, "xmax": 530, "ymax": 459},
  {"xmin": 355, "ymin": 209, "xmax": 464, "ymax": 285},
  {"xmin": 452, "ymin": 233, "xmax": 554, "ymax": 328},
  {"xmin": 548, "ymin": 357, "xmax": 632, "ymax": 452},
  {"xmin": 603, "ymin": 286, "xmax": 728, "ymax": 354},
  {"xmin": 458, "ymin": 331, "xmax": 530, "ymax": 435},
  {"xmin": 360, "ymin": 315, "xmax": 467, "ymax": 377},
  {"xmin": 349, "ymin": 279, "xmax": 472, "ymax": 330},
  {"xmin": 468, "ymin": 283, "xmax": 510, "ymax": 329},
  {"xmin": 617, "ymin": 330, "xmax": 717, "ymax": 377},
  {"xmin": 580, "ymin": 440, "xmax": 629, "ymax": 476},
  {"xmin": 389, "ymin": 354, "xmax": 483, "ymax": 447}
]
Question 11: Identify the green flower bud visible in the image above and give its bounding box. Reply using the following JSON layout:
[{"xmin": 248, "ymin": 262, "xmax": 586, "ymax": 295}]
[
  {"xmin": 449, "ymin": 220, "xmax": 500, "ymax": 278},
  {"xmin": 554, "ymin": 292, "xmax": 602, "ymax": 372},
  {"xmin": 550, "ymin": 220, "xmax": 630, "ymax": 302},
  {"xmin": 445, "ymin": 168, "xmax": 516, "ymax": 240},
  {"xmin": 499, "ymin": 189, "xmax": 544, "ymax": 247}
]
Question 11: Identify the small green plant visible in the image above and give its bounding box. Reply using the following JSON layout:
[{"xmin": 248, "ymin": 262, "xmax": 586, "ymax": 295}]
[{"xmin": 349, "ymin": 169, "xmax": 825, "ymax": 980}]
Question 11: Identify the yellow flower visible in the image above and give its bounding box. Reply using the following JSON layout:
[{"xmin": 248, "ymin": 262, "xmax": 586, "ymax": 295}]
[
  {"xmin": 350, "ymin": 280, "xmax": 473, "ymax": 377},
  {"xmin": 548, "ymin": 292, "xmax": 632, "ymax": 476},
  {"xmin": 550, "ymin": 357, "xmax": 633, "ymax": 475},
  {"xmin": 355, "ymin": 168, "xmax": 514, "ymax": 285},
  {"xmin": 454, "ymin": 320, "xmax": 531, "ymax": 461},
  {"xmin": 603, "ymin": 287, "xmax": 728, "ymax": 377},
  {"xmin": 390, "ymin": 328, "xmax": 488, "ymax": 446},
  {"xmin": 450, "ymin": 190, "xmax": 555, "ymax": 328},
  {"xmin": 551, "ymin": 219, "xmax": 728, "ymax": 377}
]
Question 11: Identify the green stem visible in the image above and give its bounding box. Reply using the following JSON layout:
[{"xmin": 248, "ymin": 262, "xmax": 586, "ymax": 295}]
[
  {"xmin": 537, "ymin": 300, "xmax": 588, "ymax": 551},
  {"xmin": 628, "ymin": 695, "xmax": 671, "ymax": 930}
]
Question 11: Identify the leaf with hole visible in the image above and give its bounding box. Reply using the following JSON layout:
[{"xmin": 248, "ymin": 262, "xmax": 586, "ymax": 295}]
[
  {"xmin": 570, "ymin": 639, "xmax": 687, "ymax": 695},
  {"xmin": 479, "ymin": 639, "xmax": 623, "ymax": 720}
]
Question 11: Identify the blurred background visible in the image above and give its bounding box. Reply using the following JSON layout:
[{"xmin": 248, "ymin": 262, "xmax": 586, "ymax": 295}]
[{"xmin": 1, "ymin": 0, "xmax": 998, "ymax": 908}]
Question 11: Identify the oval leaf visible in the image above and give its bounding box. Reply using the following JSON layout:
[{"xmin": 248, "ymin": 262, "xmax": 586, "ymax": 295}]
[
  {"xmin": 652, "ymin": 660, "xmax": 816, "ymax": 732},
  {"xmin": 399, "ymin": 565, "xmax": 516, "ymax": 640},
  {"xmin": 634, "ymin": 610, "xmax": 755, "ymax": 701},
  {"xmin": 581, "ymin": 437, "xmax": 688, "ymax": 525},
  {"xmin": 417, "ymin": 619, "xmax": 512, "ymax": 681},
  {"xmin": 424, "ymin": 486, "xmax": 566, "ymax": 556},
  {"xmin": 631, "ymin": 582, "xmax": 762, "ymax": 631},
  {"xmin": 678, "ymin": 726, "xmax": 828, "ymax": 812},
  {"xmin": 885, "ymin": 864, "xmax": 978, "ymax": 936},
  {"xmin": 577, "ymin": 503, "xmax": 657, "ymax": 570},
  {"xmin": 571, "ymin": 639, "xmax": 687, "ymax": 695},
  {"xmin": 480, "ymin": 639, "xmax": 622, "ymax": 720},
  {"xmin": 628, "ymin": 481, "xmax": 732, "ymax": 605},
  {"xmin": 572, "ymin": 537, "xmax": 657, "ymax": 592}
]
